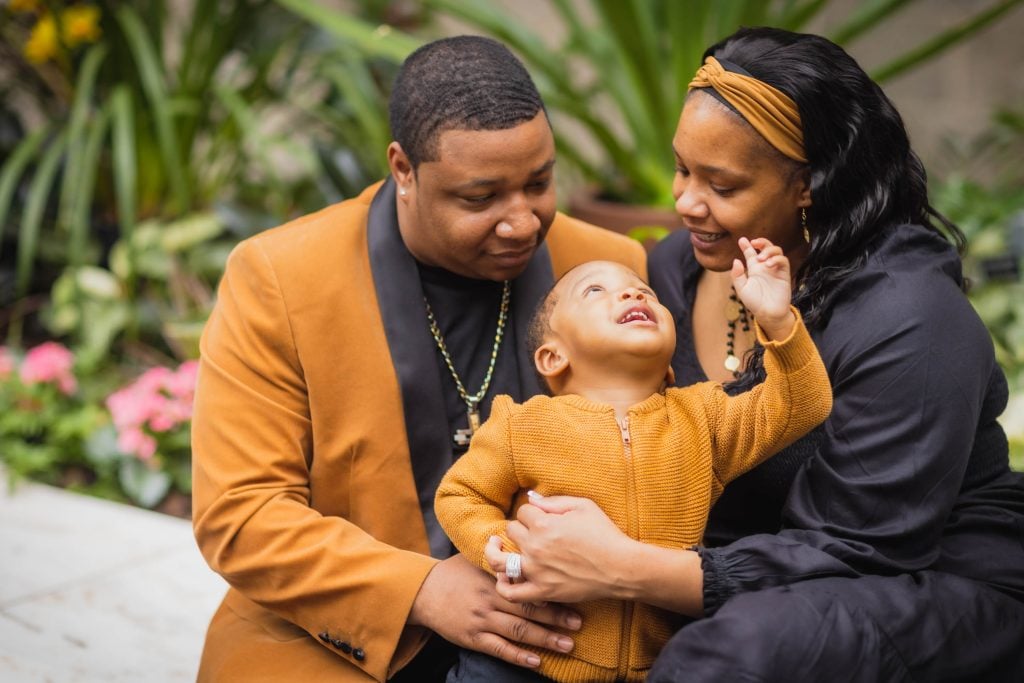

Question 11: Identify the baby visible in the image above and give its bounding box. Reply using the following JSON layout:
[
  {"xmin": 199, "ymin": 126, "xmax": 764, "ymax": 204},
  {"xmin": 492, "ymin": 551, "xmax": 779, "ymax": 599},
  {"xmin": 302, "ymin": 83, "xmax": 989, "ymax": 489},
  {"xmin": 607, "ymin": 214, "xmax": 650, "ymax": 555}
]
[{"xmin": 435, "ymin": 237, "xmax": 832, "ymax": 683}]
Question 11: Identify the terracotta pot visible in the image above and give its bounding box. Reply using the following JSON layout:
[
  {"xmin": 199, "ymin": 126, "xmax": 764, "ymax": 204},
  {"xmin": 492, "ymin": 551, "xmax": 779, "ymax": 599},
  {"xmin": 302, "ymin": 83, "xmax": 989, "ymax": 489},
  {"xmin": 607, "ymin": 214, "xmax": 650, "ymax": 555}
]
[{"xmin": 568, "ymin": 188, "xmax": 685, "ymax": 252}]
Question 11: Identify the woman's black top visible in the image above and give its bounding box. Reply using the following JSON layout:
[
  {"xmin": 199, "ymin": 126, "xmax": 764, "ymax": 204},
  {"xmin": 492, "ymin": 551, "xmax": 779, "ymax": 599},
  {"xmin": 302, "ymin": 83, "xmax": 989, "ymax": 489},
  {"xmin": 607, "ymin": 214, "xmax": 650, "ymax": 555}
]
[{"xmin": 649, "ymin": 223, "xmax": 1024, "ymax": 614}]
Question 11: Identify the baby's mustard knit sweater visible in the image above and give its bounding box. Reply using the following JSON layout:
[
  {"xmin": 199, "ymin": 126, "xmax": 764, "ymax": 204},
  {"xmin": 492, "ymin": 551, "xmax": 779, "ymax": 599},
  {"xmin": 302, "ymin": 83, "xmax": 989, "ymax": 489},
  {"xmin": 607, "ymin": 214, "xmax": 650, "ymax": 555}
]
[{"xmin": 435, "ymin": 315, "xmax": 832, "ymax": 682}]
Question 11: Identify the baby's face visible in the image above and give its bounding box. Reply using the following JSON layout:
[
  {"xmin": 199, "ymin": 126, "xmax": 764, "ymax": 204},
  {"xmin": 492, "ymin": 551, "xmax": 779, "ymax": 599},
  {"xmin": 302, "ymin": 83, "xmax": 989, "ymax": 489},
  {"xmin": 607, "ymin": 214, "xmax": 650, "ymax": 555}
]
[{"xmin": 547, "ymin": 261, "xmax": 676, "ymax": 366}]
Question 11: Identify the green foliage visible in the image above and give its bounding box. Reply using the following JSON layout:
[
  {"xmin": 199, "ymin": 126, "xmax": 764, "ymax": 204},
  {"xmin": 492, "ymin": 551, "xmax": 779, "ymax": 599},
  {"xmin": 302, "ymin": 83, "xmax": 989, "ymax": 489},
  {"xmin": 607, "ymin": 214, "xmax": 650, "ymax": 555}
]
[
  {"xmin": 426, "ymin": 0, "xmax": 1023, "ymax": 209},
  {"xmin": 0, "ymin": 344, "xmax": 120, "ymax": 497},
  {"xmin": 932, "ymin": 103, "xmax": 1024, "ymax": 470},
  {"xmin": 43, "ymin": 211, "xmax": 231, "ymax": 367},
  {"xmin": 1, "ymin": 0, "xmax": 413, "ymax": 361},
  {"xmin": 0, "ymin": 341, "xmax": 199, "ymax": 509}
]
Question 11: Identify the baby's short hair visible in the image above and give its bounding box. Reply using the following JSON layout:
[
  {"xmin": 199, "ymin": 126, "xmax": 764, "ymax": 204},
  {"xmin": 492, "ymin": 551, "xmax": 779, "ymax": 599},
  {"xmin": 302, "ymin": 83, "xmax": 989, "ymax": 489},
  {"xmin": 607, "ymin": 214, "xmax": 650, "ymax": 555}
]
[{"xmin": 525, "ymin": 284, "xmax": 560, "ymax": 394}]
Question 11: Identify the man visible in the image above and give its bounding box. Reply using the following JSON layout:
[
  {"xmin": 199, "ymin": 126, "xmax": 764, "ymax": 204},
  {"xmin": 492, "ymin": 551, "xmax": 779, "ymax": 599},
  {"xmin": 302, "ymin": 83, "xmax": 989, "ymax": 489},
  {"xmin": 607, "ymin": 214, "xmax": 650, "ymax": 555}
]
[{"xmin": 191, "ymin": 36, "xmax": 645, "ymax": 681}]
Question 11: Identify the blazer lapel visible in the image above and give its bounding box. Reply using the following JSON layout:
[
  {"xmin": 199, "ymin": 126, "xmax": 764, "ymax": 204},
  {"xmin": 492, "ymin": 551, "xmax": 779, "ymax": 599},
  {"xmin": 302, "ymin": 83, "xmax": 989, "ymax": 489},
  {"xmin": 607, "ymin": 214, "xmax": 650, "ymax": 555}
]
[
  {"xmin": 368, "ymin": 178, "xmax": 556, "ymax": 558},
  {"xmin": 368, "ymin": 178, "xmax": 453, "ymax": 559}
]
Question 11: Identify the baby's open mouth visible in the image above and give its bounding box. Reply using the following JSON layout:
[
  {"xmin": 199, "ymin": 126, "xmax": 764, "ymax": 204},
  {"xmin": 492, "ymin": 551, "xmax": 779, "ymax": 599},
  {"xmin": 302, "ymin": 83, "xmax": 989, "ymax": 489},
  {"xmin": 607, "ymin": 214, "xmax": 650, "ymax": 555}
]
[{"xmin": 618, "ymin": 306, "xmax": 656, "ymax": 324}]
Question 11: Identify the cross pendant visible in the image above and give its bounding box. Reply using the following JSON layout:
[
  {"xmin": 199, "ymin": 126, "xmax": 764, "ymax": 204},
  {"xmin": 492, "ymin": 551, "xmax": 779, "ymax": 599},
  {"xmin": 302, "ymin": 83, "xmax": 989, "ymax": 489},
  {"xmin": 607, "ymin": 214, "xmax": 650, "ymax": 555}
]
[{"xmin": 453, "ymin": 409, "xmax": 481, "ymax": 447}]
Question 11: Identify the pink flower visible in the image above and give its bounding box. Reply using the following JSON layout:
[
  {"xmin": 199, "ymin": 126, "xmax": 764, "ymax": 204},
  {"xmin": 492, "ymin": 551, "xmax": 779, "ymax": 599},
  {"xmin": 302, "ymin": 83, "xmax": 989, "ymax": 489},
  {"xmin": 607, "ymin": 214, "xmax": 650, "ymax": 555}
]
[
  {"xmin": 117, "ymin": 427, "xmax": 157, "ymax": 461},
  {"xmin": 0, "ymin": 346, "xmax": 15, "ymax": 379},
  {"xmin": 105, "ymin": 359, "xmax": 197, "ymax": 462},
  {"xmin": 20, "ymin": 342, "xmax": 77, "ymax": 395},
  {"xmin": 168, "ymin": 360, "xmax": 199, "ymax": 399}
]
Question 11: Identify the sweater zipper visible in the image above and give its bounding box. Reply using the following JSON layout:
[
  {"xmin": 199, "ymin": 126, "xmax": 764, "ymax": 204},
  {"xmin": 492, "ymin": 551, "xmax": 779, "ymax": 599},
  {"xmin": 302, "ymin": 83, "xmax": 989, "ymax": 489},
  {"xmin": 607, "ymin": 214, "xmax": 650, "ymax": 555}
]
[{"xmin": 616, "ymin": 415, "xmax": 635, "ymax": 679}]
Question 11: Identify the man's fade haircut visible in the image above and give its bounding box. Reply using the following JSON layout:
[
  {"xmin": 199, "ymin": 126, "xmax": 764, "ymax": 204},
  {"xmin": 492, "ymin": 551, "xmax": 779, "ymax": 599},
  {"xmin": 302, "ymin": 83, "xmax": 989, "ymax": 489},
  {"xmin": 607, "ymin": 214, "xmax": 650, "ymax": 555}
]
[{"xmin": 389, "ymin": 35, "xmax": 546, "ymax": 169}]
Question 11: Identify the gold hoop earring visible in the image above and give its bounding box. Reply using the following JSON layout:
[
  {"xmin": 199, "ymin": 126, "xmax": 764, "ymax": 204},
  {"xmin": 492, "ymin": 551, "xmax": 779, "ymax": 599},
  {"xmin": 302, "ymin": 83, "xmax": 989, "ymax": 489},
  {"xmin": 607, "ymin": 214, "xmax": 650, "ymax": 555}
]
[{"xmin": 802, "ymin": 208, "xmax": 810, "ymax": 243}]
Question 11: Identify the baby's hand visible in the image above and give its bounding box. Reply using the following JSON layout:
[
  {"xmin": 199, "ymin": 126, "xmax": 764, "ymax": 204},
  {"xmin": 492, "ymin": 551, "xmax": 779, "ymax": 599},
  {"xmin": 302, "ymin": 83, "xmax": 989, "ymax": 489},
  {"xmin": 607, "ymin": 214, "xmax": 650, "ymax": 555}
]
[{"xmin": 730, "ymin": 236, "xmax": 795, "ymax": 341}]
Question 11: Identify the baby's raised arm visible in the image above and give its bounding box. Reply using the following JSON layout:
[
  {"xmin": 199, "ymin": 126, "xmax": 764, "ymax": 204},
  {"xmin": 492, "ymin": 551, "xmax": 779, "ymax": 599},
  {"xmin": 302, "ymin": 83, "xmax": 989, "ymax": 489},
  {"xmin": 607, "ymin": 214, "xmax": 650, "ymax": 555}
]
[{"xmin": 730, "ymin": 236, "xmax": 795, "ymax": 341}]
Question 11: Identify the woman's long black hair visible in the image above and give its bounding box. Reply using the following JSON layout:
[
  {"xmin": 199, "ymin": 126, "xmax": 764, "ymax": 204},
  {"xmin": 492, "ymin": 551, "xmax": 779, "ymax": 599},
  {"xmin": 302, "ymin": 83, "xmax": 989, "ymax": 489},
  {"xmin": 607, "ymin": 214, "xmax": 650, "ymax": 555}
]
[{"xmin": 705, "ymin": 27, "xmax": 966, "ymax": 389}]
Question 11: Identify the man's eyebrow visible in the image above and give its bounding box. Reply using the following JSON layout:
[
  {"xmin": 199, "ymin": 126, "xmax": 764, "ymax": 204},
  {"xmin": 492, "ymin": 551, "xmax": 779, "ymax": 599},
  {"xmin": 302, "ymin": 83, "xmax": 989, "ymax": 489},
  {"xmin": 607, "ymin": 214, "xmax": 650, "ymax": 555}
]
[
  {"xmin": 452, "ymin": 178, "xmax": 500, "ymax": 191},
  {"xmin": 451, "ymin": 159, "xmax": 556, "ymax": 192},
  {"xmin": 530, "ymin": 159, "xmax": 556, "ymax": 175}
]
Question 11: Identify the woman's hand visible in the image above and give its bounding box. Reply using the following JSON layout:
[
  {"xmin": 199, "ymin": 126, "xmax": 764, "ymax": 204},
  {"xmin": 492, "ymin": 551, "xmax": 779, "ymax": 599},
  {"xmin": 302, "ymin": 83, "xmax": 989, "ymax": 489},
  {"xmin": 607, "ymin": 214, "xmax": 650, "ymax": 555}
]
[
  {"xmin": 484, "ymin": 493, "xmax": 706, "ymax": 617},
  {"xmin": 484, "ymin": 493, "xmax": 638, "ymax": 605},
  {"xmin": 731, "ymin": 236, "xmax": 795, "ymax": 339}
]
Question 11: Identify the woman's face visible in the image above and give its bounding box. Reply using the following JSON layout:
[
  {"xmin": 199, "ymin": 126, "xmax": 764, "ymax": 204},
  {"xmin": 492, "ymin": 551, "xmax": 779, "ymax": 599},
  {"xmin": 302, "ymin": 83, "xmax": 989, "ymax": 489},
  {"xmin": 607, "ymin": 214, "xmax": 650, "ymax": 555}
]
[{"xmin": 672, "ymin": 91, "xmax": 811, "ymax": 273}]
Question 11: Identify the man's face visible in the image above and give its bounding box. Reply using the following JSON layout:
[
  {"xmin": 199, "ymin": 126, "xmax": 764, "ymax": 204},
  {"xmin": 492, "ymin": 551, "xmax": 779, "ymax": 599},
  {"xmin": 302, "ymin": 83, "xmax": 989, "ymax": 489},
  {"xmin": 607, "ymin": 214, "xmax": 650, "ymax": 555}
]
[
  {"xmin": 546, "ymin": 261, "xmax": 676, "ymax": 371},
  {"xmin": 391, "ymin": 111, "xmax": 557, "ymax": 281}
]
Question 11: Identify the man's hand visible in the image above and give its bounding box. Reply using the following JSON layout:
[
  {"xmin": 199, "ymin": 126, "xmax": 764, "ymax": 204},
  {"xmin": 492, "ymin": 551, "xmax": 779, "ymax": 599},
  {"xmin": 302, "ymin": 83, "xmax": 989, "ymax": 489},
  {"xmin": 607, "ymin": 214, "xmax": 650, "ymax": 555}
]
[{"xmin": 408, "ymin": 554, "xmax": 580, "ymax": 670}]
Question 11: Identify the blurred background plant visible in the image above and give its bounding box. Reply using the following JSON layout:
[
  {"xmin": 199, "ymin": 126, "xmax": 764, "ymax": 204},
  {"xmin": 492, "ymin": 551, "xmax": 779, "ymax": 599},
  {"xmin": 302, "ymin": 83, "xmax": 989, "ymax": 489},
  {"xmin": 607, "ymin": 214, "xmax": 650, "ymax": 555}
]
[
  {"xmin": 0, "ymin": 0, "xmax": 419, "ymax": 508},
  {"xmin": 0, "ymin": 341, "xmax": 118, "ymax": 498},
  {"xmin": 0, "ymin": 0, "xmax": 417, "ymax": 367},
  {"xmin": 0, "ymin": 340, "xmax": 201, "ymax": 513},
  {"xmin": 100, "ymin": 358, "xmax": 198, "ymax": 512},
  {"xmin": 932, "ymin": 102, "xmax": 1024, "ymax": 468}
]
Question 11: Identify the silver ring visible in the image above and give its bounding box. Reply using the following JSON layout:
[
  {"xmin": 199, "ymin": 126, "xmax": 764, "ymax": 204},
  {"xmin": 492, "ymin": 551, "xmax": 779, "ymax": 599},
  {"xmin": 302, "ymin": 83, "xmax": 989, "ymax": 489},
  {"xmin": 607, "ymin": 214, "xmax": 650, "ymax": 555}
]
[{"xmin": 505, "ymin": 552, "xmax": 522, "ymax": 582}]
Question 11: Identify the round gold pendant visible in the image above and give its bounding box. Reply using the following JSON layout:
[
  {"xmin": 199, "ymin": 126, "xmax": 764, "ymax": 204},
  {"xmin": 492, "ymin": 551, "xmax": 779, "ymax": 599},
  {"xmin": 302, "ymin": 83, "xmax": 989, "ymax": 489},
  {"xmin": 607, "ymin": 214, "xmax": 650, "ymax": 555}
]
[
  {"xmin": 724, "ymin": 354, "xmax": 741, "ymax": 373},
  {"xmin": 725, "ymin": 299, "xmax": 742, "ymax": 322}
]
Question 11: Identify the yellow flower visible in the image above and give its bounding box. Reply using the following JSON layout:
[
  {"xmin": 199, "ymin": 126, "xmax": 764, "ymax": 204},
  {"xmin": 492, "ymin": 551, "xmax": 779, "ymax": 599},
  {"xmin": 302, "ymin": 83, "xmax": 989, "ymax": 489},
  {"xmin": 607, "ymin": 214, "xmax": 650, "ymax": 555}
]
[
  {"xmin": 62, "ymin": 4, "xmax": 102, "ymax": 48},
  {"xmin": 24, "ymin": 13, "xmax": 58, "ymax": 64},
  {"xmin": 9, "ymin": 0, "xmax": 41, "ymax": 13}
]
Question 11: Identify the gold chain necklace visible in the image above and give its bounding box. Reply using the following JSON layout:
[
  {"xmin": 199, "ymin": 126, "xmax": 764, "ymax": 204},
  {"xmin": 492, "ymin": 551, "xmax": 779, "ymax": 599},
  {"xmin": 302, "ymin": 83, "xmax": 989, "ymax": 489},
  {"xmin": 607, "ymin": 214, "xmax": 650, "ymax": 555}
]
[
  {"xmin": 724, "ymin": 286, "xmax": 751, "ymax": 376},
  {"xmin": 424, "ymin": 280, "xmax": 511, "ymax": 447}
]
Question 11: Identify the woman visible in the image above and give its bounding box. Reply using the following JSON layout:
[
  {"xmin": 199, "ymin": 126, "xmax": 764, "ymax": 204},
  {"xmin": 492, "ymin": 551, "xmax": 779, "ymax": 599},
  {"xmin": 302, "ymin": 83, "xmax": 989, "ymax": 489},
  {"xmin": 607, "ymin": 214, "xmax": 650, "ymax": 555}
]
[{"xmin": 486, "ymin": 27, "xmax": 1024, "ymax": 681}]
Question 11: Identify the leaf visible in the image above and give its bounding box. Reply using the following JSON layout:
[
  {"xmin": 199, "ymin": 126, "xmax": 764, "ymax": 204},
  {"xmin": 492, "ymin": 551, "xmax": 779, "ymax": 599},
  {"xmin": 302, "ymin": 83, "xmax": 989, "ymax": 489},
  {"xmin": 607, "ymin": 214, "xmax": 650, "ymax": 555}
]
[
  {"xmin": 116, "ymin": 5, "xmax": 191, "ymax": 213},
  {"xmin": 119, "ymin": 457, "xmax": 172, "ymax": 508},
  {"xmin": 870, "ymin": 0, "xmax": 1024, "ymax": 82},
  {"xmin": 75, "ymin": 266, "xmax": 123, "ymax": 300},
  {"xmin": 274, "ymin": 0, "xmax": 421, "ymax": 61},
  {"xmin": 84, "ymin": 425, "xmax": 123, "ymax": 467},
  {"xmin": 159, "ymin": 212, "xmax": 223, "ymax": 253},
  {"xmin": 67, "ymin": 100, "xmax": 113, "ymax": 271},
  {"xmin": 0, "ymin": 126, "xmax": 50, "ymax": 262},
  {"xmin": 17, "ymin": 132, "xmax": 69, "ymax": 297},
  {"xmin": 57, "ymin": 44, "xmax": 108, "ymax": 242},
  {"xmin": 110, "ymin": 85, "xmax": 138, "ymax": 244},
  {"xmin": 830, "ymin": 0, "xmax": 916, "ymax": 45}
]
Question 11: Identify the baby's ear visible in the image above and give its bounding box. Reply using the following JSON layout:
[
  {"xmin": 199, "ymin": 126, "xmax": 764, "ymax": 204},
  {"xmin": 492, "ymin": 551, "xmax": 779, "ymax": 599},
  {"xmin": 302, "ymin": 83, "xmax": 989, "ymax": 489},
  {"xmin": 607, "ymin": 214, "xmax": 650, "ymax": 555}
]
[
  {"xmin": 665, "ymin": 366, "xmax": 676, "ymax": 388},
  {"xmin": 535, "ymin": 342, "xmax": 569, "ymax": 380}
]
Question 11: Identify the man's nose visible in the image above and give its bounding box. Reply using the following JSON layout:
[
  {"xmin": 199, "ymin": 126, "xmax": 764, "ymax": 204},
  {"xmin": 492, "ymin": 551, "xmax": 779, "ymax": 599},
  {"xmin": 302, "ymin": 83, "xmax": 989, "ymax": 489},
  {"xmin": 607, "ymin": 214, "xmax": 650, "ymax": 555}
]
[{"xmin": 496, "ymin": 200, "xmax": 542, "ymax": 240}]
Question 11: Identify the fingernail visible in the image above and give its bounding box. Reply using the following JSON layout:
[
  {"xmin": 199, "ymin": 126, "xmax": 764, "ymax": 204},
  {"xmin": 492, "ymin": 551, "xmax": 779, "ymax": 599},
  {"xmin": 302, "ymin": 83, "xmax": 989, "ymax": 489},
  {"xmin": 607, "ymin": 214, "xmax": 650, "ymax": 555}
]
[
  {"xmin": 527, "ymin": 490, "xmax": 543, "ymax": 500},
  {"xmin": 557, "ymin": 636, "xmax": 574, "ymax": 652},
  {"xmin": 566, "ymin": 614, "xmax": 582, "ymax": 630},
  {"xmin": 526, "ymin": 655, "xmax": 541, "ymax": 667}
]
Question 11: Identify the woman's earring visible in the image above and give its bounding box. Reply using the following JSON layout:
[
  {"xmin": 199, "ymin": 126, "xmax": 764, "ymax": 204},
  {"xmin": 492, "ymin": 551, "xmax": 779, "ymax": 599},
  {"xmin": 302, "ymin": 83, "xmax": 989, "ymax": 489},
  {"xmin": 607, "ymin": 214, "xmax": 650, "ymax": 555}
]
[
  {"xmin": 802, "ymin": 208, "xmax": 810, "ymax": 243},
  {"xmin": 399, "ymin": 187, "xmax": 408, "ymax": 197}
]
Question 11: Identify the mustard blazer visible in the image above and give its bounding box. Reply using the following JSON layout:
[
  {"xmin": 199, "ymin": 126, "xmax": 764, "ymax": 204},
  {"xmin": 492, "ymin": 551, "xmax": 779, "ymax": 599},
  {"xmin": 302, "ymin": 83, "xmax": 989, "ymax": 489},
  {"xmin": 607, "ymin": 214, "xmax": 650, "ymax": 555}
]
[{"xmin": 192, "ymin": 181, "xmax": 647, "ymax": 681}]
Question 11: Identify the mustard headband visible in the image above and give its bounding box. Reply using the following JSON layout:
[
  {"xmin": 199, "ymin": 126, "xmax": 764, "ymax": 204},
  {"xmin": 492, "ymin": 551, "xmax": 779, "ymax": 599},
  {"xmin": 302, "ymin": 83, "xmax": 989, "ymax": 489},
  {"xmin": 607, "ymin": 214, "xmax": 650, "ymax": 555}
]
[{"xmin": 688, "ymin": 56, "xmax": 807, "ymax": 163}]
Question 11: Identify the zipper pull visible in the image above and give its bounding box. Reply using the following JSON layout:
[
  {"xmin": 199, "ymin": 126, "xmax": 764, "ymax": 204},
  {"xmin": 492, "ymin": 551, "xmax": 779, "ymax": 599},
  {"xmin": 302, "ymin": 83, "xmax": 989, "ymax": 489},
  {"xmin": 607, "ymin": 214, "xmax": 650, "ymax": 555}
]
[{"xmin": 618, "ymin": 416, "xmax": 630, "ymax": 445}]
